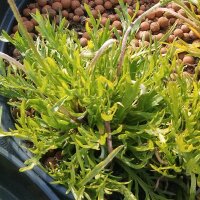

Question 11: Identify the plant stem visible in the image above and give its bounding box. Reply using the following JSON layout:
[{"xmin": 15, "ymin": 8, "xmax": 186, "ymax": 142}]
[
  {"xmin": 0, "ymin": 52, "xmax": 25, "ymax": 72},
  {"xmin": 155, "ymin": 148, "xmax": 168, "ymax": 165},
  {"xmin": 105, "ymin": 121, "xmax": 113, "ymax": 153},
  {"xmin": 59, "ymin": 106, "xmax": 83, "ymax": 124},
  {"xmin": 174, "ymin": 0, "xmax": 200, "ymax": 26},
  {"xmin": 7, "ymin": 0, "xmax": 45, "ymax": 66},
  {"xmin": 88, "ymin": 39, "xmax": 116, "ymax": 74},
  {"xmin": 117, "ymin": 2, "xmax": 161, "ymax": 77},
  {"xmin": 157, "ymin": 7, "xmax": 199, "ymax": 31},
  {"xmin": 154, "ymin": 176, "xmax": 164, "ymax": 191}
]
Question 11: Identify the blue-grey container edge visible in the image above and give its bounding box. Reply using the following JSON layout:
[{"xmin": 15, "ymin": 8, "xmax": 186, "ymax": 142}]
[{"xmin": 0, "ymin": 146, "xmax": 60, "ymax": 200}]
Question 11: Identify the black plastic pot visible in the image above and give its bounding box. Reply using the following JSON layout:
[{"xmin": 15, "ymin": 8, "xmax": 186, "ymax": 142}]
[
  {"xmin": 0, "ymin": 1, "xmax": 74, "ymax": 199},
  {"xmin": 0, "ymin": 147, "xmax": 59, "ymax": 200}
]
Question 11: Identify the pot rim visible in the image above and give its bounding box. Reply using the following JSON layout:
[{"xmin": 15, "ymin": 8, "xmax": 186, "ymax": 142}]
[{"xmin": 0, "ymin": 146, "xmax": 60, "ymax": 200}]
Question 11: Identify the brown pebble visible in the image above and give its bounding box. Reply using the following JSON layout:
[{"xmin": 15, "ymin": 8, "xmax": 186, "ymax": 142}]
[
  {"xmin": 189, "ymin": 31, "xmax": 198, "ymax": 40},
  {"xmin": 169, "ymin": 17, "xmax": 176, "ymax": 25},
  {"xmin": 178, "ymin": 52, "xmax": 186, "ymax": 60},
  {"xmin": 88, "ymin": 1, "xmax": 95, "ymax": 8},
  {"xmin": 110, "ymin": 0, "xmax": 118, "ymax": 5},
  {"xmin": 13, "ymin": 49, "xmax": 21, "ymax": 57},
  {"xmin": 28, "ymin": 3, "xmax": 37, "ymax": 9},
  {"xmin": 73, "ymin": 15, "xmax": 80, "ymax": 22},
  {"xmin": 171, "ymin": 3, "xmax": 180, "ymax": 11},
  {"xmin": 139, "ymin": 31, "xmax": 150, "ymax": 41},
  {"xmin": 31, "ymin": 18, "xmax": 38, "ymax": 26},
  {"xmin": 68, "ymin": 12, "xmax": 74, "ymax": 19},
  {"xmin": 167, "ymin": 3, "xmax": 172, "ymax": 8},
  {"xmin": 62, "ymin": 10, "xmax": 69, "ymax": 18},
  {"xmin": 176, "ymin": 19, "xmax": 183, "ymax": 25},
  {"xmin": 193, "ymin": 39, "xmax": 200, "ymax": 44},
  {"xmin": 102, "ymin": 13, "xmax": 108, "ymax": 17},
  {"xmin": 174, "ymin": 28, "xmax": 184, "ymax": 38},
  {"xmin": 158, "ymin": 17, "xmax": 168, "ymax": 28},
  {"xmin": 52, "ymin": 2, "xmax": 63, "ymax": 11},
  {"xmin": 115, "ymin": 14, "xmax": 120, "ymax": 21},
  {"xmin": 71, "ymin": 0, "xmax": 80, "ymax": 9},
  {"xmin": 183, "ymin": 56, "xmax": 195, "ymax": 65},
  {"xmin": 155, "ymin": 33, "xmax": 163, "ymax": 40},
  {"xmin": 155, "ymin": 10, "xmax": 164, "ymax": 18},
  {"xmin": 108, "ymin": 14, "xmax": 116, "ymax": 22},
  {"xmin": 140, "ymin": 40, "xmax": 149, "ymax": 47},
  {"xmin": 146, "ymin": 11, "xmax": 155, "ymax": 20},
  {"xmin": 23, "ymin": 8, "xmax": 31, "ymax": 17},
  {"xmin": 117, "ymin": 30, "xmax": 123, "ymax": 36},
  {"xmin": 91, "ymin": 9, "xmax": 98, "ymax": 18},
  {"xmin": 80, "ymin": 37, "xmax": 88, "ymax": 47},
  {"xmin": 31, "ymin": 8, "xmax": 39, "ymax": 14},
  {"xmin": 23, "ymin": 21, "xmax": 34, "ymax": 32},
  {"xmin": 12, "ymin": 25, "xmax": 18, "ymax": 33},
  {"xmin": 61, "ymin": 0, "xmax": 71, "ymax": 9},
  {"xmin": 95, "ymin": 5, "xmax": 105, "ymax": 14},
  {"xmin": 124, "ymin": 0, "xmax": 132, "ymax": 5},
  {"xmin": 95, "ymin": 0, "xmax": 103, "ymax": 5},
  {"xmin": 161, "ymin": 47, "xmax": 167, "ymax": 54},
  {"xmin": 127, "ymin": 8, "xmax": 134, "ymax": 17},
  {"xmin": 132, "ymin": 39, "xmax": 139, "ymax": 47},
  {"xmin": 100, "ymin": 17, "xmax": 108, "ymax": 26},
  {"xmin": 82, "ymin": 32, "xmax": 90, "ymax": 40},
  {"xmin": 181, "ymin": 24, "xmax": 190, "ymax": 33},
  {"xmin": 104, "ymin": 1, "xmax": 113, "ymax": 9},
  {"xmin": 164, "ymin": 9, "xmax": 174, "ymax": 18},
  {"xmin": 183, "ymin": 33, "xmax": 190, "ymax": 42},
  {"xmin": 21, "ymin": 17, "xmax": 28, "ymax": 22},
  {"xmin": 150, "ymin": 22, "xmax": 160, "ymax": 32},
  {"xmin": 140, "ymin": 21, "xmax": 150, "ymax": 31},
  {"xmin": 112, "ymin": 20, "xmax": 122, "ymax": 30},
  {"xmin": 136, "ymin": 10, "xmax": 144, "ymax": 17},
  {"xmin": 37, "ymin": 0, "xmax": 47, "ymax": 7},
  {"xmin": 140, "ymin": 5, "xmax": 146, "ymax": 11},
  {"xmin": 74, "ymin": 7, "xmax": 84, "ymax": 16},
  {"xmin": 41, "ymin": 5, "xmax": 51, "ymax": 13},
  {"xmin": 48, "ymin": 8, "xmax": 57, "ymax": 17},
  {"xmin": 167, "ymin": 35, "xmax": 175, "ymax": 43}
]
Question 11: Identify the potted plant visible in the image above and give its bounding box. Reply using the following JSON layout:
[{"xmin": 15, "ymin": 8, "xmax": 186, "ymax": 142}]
[{"xmin": 1, "ymin": 0, "xmax": 200, "ymax": 199}]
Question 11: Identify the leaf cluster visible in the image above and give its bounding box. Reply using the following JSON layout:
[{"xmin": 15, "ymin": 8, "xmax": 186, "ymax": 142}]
[{"xmin": 1, "ymin": 1, "xmax": 200, "ymax": 199}]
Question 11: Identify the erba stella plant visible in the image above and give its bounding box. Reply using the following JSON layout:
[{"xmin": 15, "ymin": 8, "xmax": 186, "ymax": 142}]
[{"xmin": 0, "ymin": 0, "xmax": 200, "ymax": 199}]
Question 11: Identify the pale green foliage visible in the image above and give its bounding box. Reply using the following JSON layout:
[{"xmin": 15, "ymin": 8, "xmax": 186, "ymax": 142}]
[{"xmin": 1, "ymin": 0, "xmax": 200, "ymax": 199}]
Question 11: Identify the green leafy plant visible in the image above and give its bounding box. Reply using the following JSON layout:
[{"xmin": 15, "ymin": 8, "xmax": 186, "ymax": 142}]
[{"xmin": 1, "ymin": 0, "xmax": 200, "ymax": 199}]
